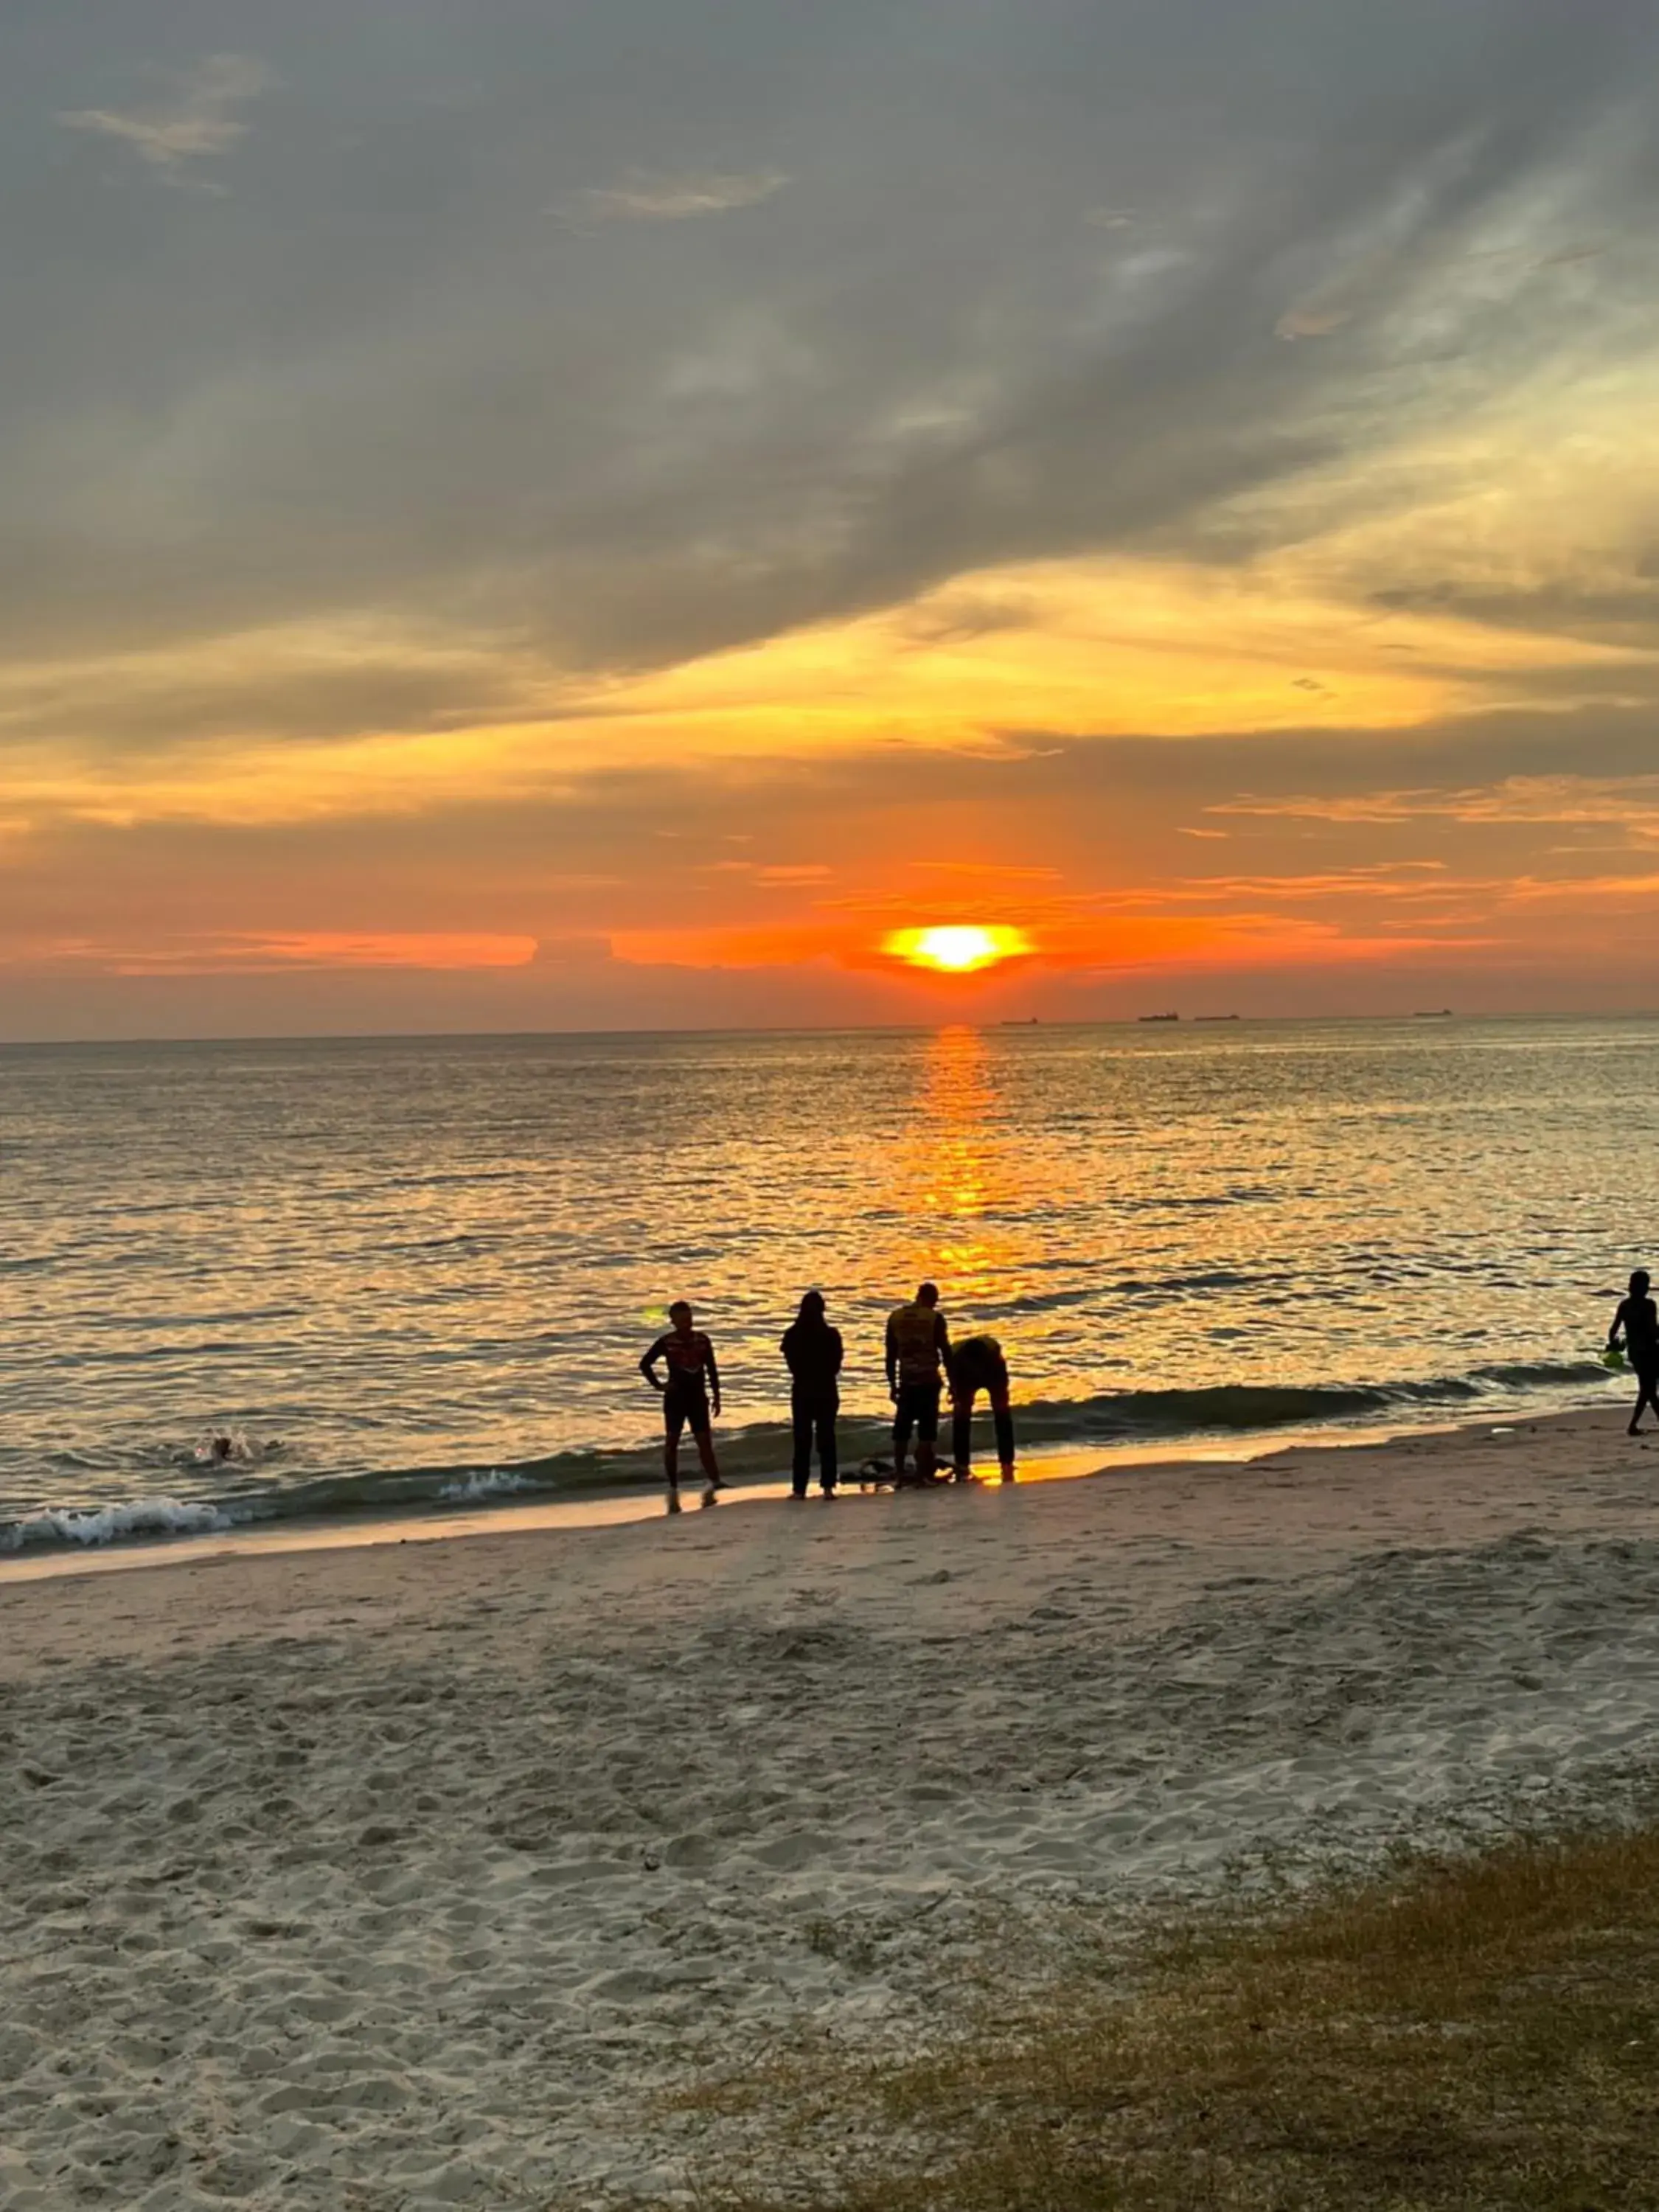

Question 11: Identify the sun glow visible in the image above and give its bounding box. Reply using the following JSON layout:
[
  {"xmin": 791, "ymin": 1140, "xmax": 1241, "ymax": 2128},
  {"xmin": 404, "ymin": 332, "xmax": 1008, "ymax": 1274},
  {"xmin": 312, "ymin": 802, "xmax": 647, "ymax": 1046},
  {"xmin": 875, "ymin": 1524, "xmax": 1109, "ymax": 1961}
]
[{"xmin": 886, "ymin": 924, "xmax": 1032, "ymax": 973}]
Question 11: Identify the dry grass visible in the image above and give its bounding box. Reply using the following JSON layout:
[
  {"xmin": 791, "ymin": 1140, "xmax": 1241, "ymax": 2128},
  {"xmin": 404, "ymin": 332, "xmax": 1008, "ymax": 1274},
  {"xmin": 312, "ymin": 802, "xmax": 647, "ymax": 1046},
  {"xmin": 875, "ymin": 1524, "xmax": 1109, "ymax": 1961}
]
[{"xmin": 689, "ymin": 1829, "xmax": 1659, "ymax": 2211}]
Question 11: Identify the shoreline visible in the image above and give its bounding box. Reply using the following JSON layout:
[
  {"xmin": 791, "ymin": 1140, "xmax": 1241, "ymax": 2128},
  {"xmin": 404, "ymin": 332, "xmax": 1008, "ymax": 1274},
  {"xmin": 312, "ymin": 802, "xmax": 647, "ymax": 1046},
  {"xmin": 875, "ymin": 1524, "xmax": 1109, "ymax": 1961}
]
[
  {"xmin": 0, "ymin": 1399, "xmax": 1609, "ymax": 1587},
  {"xmin": 0, "ymin": 1402, "xmax": 1642, "ymax": 1660}
]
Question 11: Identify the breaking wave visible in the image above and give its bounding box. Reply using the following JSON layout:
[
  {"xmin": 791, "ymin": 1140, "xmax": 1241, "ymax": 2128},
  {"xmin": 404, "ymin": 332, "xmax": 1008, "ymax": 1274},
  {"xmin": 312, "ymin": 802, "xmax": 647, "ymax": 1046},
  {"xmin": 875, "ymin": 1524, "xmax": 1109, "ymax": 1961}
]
[{"xmin": 0, "ymin": 1359, "xmax": 1615, "ymax": 1558}]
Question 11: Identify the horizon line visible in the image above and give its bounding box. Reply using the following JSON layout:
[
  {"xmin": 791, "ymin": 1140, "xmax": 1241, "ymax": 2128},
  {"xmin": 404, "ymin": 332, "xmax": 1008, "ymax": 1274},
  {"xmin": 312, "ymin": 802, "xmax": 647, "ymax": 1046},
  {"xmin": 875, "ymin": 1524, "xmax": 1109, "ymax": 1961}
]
[{"xmin": 3, "ymin": 1006, "xmax": 1658, "ymax": 1051}]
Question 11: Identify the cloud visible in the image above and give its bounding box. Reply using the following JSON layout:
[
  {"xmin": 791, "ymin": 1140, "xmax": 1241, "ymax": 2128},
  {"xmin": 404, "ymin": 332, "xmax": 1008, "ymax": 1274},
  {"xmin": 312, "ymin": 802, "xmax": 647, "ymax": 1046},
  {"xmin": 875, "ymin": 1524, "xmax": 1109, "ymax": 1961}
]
[
  {"xmin": 561, "ymin": 168, "xmax": 788, "ymax": 226},
  {"xmin": 7, "ymin": 707, "xmax": 1659, "ymax": 1034},
  {"xmin": 13, "ymin": 0, "xmax": 1659, "ymax": 1032},
  {"xmin": 14, "ymin": 1, "xmax": 1659, "ymax": 704},
  {"xmin": 1506, "ymin": 869, "xmax": 1659, "ymax": 905},
  {"xmin": 56, "ymin": 55, "xmax": 274, "ymax": 184},
  {"xmin": 1213, "ymin": 773, "xmax": 1659, "ymax": 833},
  {"xmin": 1276, "ymin": 302, "xmax": 1355, "ymax": 340},
  {"xmin": 7, "ymin": 931, "xmax": 536, "ymax": 976}
]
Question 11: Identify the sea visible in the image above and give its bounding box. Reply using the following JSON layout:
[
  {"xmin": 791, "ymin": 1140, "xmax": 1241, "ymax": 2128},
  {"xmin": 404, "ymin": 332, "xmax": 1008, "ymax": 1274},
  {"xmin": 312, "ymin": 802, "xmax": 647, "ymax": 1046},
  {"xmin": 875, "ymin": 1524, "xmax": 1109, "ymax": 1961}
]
[{"xmin": 1, "ymin": 1015, "xmax": 1649, "ymax": 1558}]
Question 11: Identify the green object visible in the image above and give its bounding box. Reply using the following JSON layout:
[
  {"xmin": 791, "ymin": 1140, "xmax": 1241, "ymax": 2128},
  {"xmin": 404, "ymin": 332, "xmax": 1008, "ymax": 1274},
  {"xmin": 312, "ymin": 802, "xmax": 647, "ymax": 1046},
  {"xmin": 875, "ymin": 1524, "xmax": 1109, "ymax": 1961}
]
[{"xmin": 1602, "ymin": 1346, "xmax": 1628, "ymax": 1372}]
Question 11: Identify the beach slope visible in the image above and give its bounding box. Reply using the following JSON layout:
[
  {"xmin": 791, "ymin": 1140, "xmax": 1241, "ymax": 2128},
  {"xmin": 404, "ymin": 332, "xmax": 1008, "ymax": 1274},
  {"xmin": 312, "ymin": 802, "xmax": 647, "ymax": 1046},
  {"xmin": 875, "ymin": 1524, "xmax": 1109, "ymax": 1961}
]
[{"xmin": 5, "ymin": 1413, "xmax": 1659, "ymax": 2208}]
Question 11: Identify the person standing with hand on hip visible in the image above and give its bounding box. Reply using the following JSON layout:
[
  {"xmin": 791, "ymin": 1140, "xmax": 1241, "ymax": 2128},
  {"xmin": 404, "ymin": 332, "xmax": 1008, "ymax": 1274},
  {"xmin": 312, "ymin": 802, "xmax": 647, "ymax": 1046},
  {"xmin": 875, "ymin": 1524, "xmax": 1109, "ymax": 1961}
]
[
  {"xmin": 781, "ymin": 1290, "xmax": 842, "ymax": 1497},
  {"xmin": 640, "ymin": 1301, "xmax": 726, "ymax": 1510}
]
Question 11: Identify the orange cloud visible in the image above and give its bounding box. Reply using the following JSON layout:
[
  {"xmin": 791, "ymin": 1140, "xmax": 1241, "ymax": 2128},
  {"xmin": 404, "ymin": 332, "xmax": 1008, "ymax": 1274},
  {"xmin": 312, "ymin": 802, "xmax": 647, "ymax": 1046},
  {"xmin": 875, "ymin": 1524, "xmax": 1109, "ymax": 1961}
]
[
  {"xmin": 1213, "ymin": 774, "xmax": 1659, "ymax": 831},
  {"xmin": 7, "ymin": 932, "xmax": 539, "ymax": 975}
]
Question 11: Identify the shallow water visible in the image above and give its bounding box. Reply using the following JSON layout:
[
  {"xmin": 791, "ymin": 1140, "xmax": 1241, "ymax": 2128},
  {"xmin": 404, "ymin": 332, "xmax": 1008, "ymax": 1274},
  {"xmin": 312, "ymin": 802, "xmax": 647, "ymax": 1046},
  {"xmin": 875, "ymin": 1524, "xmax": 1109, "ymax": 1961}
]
[{"xmin": 1, "ymin": 1015, "xmax": 1648, "ymax": 1549}]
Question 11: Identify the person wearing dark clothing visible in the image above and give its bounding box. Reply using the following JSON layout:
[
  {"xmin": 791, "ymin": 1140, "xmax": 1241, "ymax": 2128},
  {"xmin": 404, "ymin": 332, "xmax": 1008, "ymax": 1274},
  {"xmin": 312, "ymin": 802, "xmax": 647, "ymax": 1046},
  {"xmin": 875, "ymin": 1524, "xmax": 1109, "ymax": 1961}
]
[
  {"xmin": 949, "ymin": 1332, "xmax": 1016, "ymax": 1483},
  {"xmin": 886, "ymin": 1281, "xmax": 951, "ymax": 1484},
  {"xmin": 782, "ymin": 1290, "xmax": 843, "ymax": 1497},
  {"xmin": 1610, "ymin": 1268, "xmax": 1659, "ymax": 1437},
  {"xmin": 640, "ymin": 1301, "xmax": 726, "ymax": 1508}
]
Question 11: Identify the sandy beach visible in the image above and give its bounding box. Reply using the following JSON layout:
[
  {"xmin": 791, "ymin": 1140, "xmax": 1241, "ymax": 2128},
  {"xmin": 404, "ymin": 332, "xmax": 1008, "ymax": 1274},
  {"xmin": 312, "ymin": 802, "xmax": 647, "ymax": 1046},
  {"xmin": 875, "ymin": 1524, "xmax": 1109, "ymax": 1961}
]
[{"xmin": 6, "ymin": 1410, "xmax": 1659, "ymax": 2209}]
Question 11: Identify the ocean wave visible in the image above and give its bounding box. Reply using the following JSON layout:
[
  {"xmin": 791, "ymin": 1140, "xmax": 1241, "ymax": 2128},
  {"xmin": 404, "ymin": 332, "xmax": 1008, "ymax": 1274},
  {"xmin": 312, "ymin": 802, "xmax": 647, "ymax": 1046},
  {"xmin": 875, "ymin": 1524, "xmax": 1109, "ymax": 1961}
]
[
  {"xmin": 0, "ymin": 1358, "xmax": 1613, "ymax": 1557},
  {"xmin": 1008, "ymin": 1364, "xmax": 1610, "ymax": 1444},
  {"xmin": 437, "ymin": 1468, "xmax": 533, "ymax": 1503},
  {"xmin": 1, "ymin": 1497, "xmax": 230, "ymax": 1551}
]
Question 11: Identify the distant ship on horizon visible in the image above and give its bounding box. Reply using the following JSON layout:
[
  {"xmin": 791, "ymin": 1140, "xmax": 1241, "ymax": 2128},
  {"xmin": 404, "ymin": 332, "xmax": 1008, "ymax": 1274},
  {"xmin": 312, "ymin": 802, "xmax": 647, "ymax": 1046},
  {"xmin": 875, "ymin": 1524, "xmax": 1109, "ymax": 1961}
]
[{"xmin": 1138, "ymin": 1011, "xmax": 1180, "ymax": 1023}]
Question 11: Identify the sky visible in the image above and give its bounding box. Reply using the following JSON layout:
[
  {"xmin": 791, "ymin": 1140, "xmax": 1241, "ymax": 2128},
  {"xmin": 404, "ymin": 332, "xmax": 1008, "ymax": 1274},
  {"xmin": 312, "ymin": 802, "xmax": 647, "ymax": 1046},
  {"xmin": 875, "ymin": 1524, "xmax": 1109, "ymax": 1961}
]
[{"xmin": 6, "ymin": 0, "xmax": 1659, "ymax": 1037}]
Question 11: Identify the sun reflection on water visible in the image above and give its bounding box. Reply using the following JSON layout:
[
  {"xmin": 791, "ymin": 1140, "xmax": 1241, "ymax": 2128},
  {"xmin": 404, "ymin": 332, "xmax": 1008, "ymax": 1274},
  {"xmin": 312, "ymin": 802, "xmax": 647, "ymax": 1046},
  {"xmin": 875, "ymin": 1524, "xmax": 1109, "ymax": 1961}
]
[{"xmin": 888, "ymin": 1026, "xmax": 1018, "ymax": 1298}]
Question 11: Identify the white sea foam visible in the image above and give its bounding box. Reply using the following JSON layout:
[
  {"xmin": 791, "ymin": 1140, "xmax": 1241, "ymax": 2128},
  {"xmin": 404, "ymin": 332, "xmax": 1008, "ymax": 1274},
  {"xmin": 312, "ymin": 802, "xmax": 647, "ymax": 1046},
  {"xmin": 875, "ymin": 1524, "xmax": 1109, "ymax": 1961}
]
[
  {"xmin": 437, "ymin": 1467, "xmax": 532, "ymax": 1503},
  {"xmin": 1, "ymin": 1497, "xmax": 230, "ymax": 1551}
]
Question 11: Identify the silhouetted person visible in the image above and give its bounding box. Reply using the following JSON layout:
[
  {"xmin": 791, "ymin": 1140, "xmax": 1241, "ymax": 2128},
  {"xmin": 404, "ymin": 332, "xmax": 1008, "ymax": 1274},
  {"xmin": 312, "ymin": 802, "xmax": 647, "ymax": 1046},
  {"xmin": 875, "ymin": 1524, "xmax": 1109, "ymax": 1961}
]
[
  {"xmin": 782, "ymin": 1290, "xmax": 843, "ymax": 1498},
  {"xmin": 1609, "ymin": 1269, "xmax": 1659, "ymax": 1437},
  {"xmin": 950, "ymin": 1333, "xmax": 1016, "ymax": 1484},
  {"xmin": 886, "ymin": 1281, "xmax": 950, "ymax": 1485},
  {"xmin": 640, "ymin": 1301, "xmax": 726, "ymax": 1509}
]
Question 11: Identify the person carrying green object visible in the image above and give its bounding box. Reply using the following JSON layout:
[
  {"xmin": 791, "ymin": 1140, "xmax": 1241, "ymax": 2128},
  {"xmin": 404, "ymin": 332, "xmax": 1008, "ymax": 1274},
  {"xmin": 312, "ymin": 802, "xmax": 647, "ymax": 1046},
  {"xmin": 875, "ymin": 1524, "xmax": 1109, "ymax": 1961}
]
[{"xmin": 1607, "ymin": 1270, "xmax": 1659, "ymax": 1436}]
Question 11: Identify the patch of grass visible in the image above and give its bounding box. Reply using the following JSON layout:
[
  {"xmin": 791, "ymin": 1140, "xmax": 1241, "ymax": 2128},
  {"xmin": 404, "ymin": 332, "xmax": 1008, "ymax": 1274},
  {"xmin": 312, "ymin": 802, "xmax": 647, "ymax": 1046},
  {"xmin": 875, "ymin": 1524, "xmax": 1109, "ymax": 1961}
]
[{"xmin": 693, "ymin": 1829, "xmax": 1659, "ymax": 2211}]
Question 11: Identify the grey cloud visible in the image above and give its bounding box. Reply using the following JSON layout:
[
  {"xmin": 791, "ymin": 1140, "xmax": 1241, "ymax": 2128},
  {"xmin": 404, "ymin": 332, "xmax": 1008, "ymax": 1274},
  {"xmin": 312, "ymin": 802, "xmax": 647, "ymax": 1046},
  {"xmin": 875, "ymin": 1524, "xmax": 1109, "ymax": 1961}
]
[
  {"xmin": 7, "ymin": 0, "xmax": 1659, "ymax": 736},
  {"xmin": 981, "ymin": 702, "xmax": 1659, "ymax": 823},
  {"xmin": 56, "ymin": 52, "xmax": 273, "ymax": 182},
  {"xmin": 560, "ymin": 169, "xmax": 788, "ymax": 224},
  {"xmin": 1371, "ymin": 580, "xmax": 1659, "ymax": 650},
  {"xmin": 0, "ymin": 637, "xmax": 577, "ymax": 759}
]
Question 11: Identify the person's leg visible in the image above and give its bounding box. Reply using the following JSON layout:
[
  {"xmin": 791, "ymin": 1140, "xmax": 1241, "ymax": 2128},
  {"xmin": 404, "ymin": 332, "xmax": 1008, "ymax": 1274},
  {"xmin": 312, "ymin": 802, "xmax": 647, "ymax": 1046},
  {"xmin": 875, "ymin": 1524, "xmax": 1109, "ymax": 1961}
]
[
  {"xmin": 951, "ymin": 1387, "xmax": 975, "ymax": 1477},
  {"xmin": 692, "ymin": 1419, "xmax": 724, "ymax": 1490},
  {"xmin": 664, "ymin": 1399, "xmax": 684, "ymax": 1498},
  {"xmin": 1634, "ymin": 1371, "xmax": 1659, "ymax": 1434},
  {"xmin": 916, "ymin": 1386, "xmax": 940, "ymax": 1483},
  {"xmin": 791, "ymin": 1397, "xmax": 813, "ymax": 1496},
  {"xmin": 991, "ymin": 1384, "xmax": 1015, "ymax": 1479},
  {"xmin": 893, "ymin": 1394, "xmax": 916, "ymax": 1481},
  {"xmin": 818, "ymin": 1404, "xmax": 838, "ymax": 1494}
]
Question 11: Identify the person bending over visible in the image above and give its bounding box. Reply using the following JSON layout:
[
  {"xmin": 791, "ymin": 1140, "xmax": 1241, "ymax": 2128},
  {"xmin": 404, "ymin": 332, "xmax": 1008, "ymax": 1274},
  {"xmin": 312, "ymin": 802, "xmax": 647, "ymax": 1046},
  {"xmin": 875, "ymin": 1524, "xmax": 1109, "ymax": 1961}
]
[
  {"xmin": 950, "ymin": 1332, "xmax": 1016, "ymax": 1484},
  {"xmin": 640, "ymin": 1301, "xmax": 726, "ymax": 1508},
  {"xmin": 782, "ymin": 1290, "xmax": 843, "ymax": 1498},
  {"xmin": 886, "ymin": 1281, "xmax": 950, "ymax": 1486},
  {"xmin": 1609, "ymin": 1268, "xmax": 1659, "ymax": 1437}
]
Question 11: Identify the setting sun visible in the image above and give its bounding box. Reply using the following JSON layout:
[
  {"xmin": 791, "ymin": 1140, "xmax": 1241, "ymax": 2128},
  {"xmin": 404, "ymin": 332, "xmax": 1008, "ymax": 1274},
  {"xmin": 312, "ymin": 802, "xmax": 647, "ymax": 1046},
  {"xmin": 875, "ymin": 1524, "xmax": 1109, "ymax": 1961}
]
[{"xmin": 885, "ymin": 925, "xmax": 1033, "ymax": 973}]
